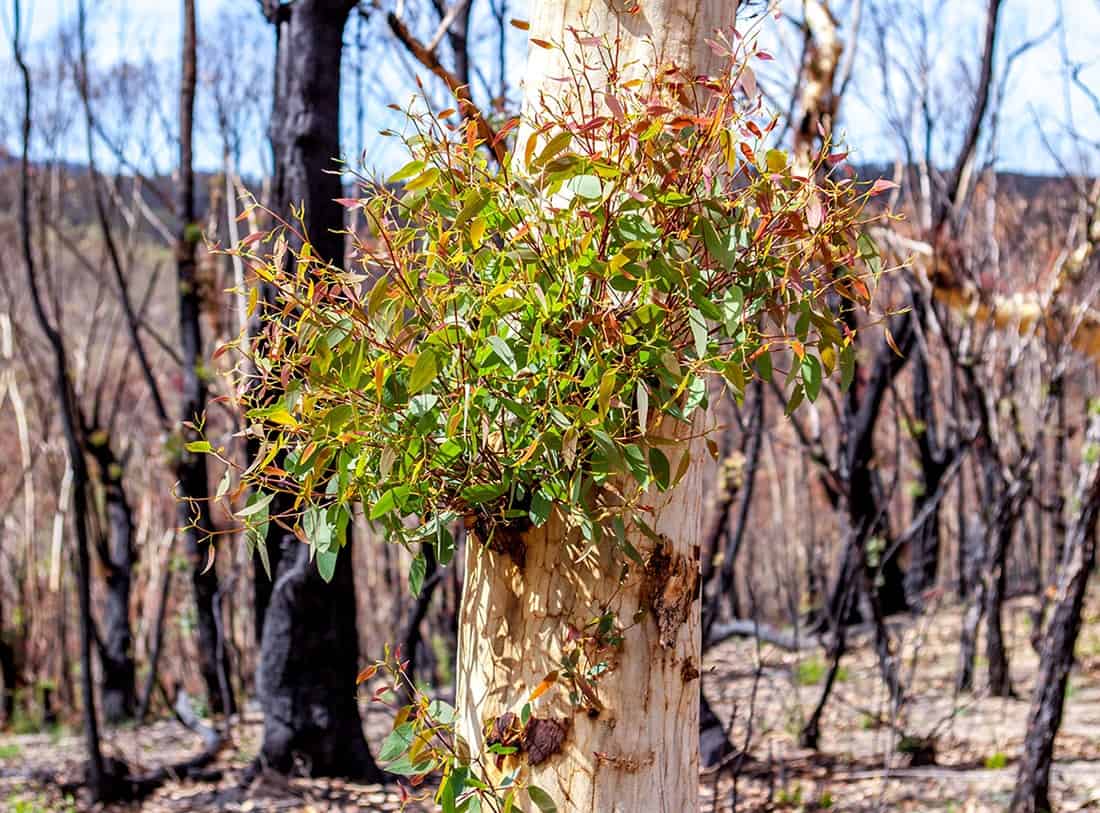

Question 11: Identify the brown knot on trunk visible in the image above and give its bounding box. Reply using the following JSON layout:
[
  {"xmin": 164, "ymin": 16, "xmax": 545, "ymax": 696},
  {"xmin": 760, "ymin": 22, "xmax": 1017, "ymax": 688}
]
[{"xmin": 643, "ymin": 542, "xmax": 698, "ymax": 649}]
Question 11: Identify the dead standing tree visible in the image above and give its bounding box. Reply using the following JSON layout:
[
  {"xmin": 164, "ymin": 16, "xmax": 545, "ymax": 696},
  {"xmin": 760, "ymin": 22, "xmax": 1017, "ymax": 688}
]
[{"xmin": 251, "ymin": 0, "xmax": 384, "ymax": 781}]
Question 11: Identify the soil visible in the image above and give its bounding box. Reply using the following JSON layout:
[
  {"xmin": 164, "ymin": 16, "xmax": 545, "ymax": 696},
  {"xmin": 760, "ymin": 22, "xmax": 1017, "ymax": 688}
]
[{"xmin": 4, "ymin": 592, "xmax": 1100, "ymax": 811}]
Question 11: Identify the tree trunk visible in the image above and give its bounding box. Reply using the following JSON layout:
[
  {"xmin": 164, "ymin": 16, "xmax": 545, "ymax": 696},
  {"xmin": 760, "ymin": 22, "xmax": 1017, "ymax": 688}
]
[
  {"xmin": 1010, "ymin": 412, "xmax": 1100, "ymax": 813},
  {"xmin": 90, "ymin": 440, "xmax": 138, "ymax": 723},
  {"xmin": 457, "ymin": 431, "xmax": 706, "ymax": 811},
  {"xmin": 13, "ymin": 1, "xmax": 107, "ymax": 792},
  {"xmin": 257, "ymin": 536, "xmax": 381, "ymax": 778},
  {"xmin": 256, "ymin": 0, "xmax": 379, "ymax": 780},
  {"xmin": 984, "ymin": 523, "xmax": 1014, "ymax": 697},
  {"xmin": 178, "ymin": 0, "xmax": 235, "ymax": 718},
  {"xmin": 454, "ymin": 7, "xmax": 725, "ymax": 808}
]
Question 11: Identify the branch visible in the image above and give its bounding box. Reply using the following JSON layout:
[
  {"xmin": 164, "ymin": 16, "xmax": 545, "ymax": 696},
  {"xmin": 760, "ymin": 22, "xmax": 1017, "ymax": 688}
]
[
  {"xmin": 387, "ymin": 11, "xmax": 505, "ymax": 166},
  {"xmin": 936, "ymin": 0, "xmax": 1005, "ymax": 234}
]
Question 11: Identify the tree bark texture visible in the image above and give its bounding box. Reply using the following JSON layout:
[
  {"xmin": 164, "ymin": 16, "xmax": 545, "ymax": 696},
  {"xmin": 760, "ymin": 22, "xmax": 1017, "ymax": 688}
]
[
  {"xmin": 456, "ymin": 429, "xmax": 706, "ymax": 812},
  {"xmin": 1010, "ymin": 412, "xmax": 1100, "ymax": 813},
  {"xmin": 454, "ymin": 5, "xmax": 732, "ymax": 808},
  {"xmin": 177, "ymin": 0, "xmax": 235, "ymax": 717},
  {"xmin": 256, "ymin": 0, "xmax": 380, "ymax": 780}
]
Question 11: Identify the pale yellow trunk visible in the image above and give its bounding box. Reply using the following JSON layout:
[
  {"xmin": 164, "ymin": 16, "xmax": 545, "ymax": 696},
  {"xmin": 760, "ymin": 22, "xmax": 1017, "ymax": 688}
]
[
  {"xmin": 457, "ymin": 429, "xmax": 707, "ymax": 812},
  {"xmin": 456, "ymin": 5, "xmax": 730, "ymax": 809}
]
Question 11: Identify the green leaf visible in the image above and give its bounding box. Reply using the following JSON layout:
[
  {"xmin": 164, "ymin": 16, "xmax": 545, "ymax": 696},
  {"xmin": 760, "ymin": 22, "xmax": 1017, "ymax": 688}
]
[
  {"xmin": 388, "ymin": 159, "xmax": 424, "ymax": 184},
  {"xmin": 370, "ymin": 485, "xmax": 407, "ymax": 520},
  {"xmin": 597, "ymin": 369, "xmax": 616, "ymax": 416},
  {"xmin": 720, "ymin": 286, "xmax": 744, "ymax": 332},
  {"xmin": 428, "ymin": 699, "xmax": 458, "ymax": 725},
  {"xmin": 379, "ymin": 722, "xmax": 415, "ymax": 763},
  {"xmin": 756, "ymin": 349, "xmax": 773, "ymax": 382},
  {"xmin": 185, "ymin": 440, "xmax": 213, "ymax": 453},
  {"xmin": 409, "ymin": 551, "xmax": 427, "ymax": 597},
  {"xmin": 785, "ymin": 385, "xmax": 804, "ymax": 416},
  {"xmin": 649, "ymin": 447, "xmax": 670, "ymax": 490},
  {"xmin": 636, "ymin": 380, "xmax": 650, "ymax": 434},
  {"xmin": 487, "ymin": 336, "xmax": 517, "ymax": 372},
  {"xmin": 243, "ymin": 492, "xmax": 271, "ymax": 580},
  {"xmin": 529, "ymin": 489, "xmax": 553, "ymax": 526},
  {"xmin": 689, "ymin": 308, "xmax": 708, "ymax": 359},
  {"xmin": 215, "ymin": 470, "xmax": 231, "ymax": 500},
  {"xmin": 567, "ymin": 174, "xmax": 601, "ymax": 199},
  {"xmin": 839, "ymin": 344, "xmax": 856, "ymax": 392},
  {"xmin": 462, "ymin": 482, "xmax": 508, "ymax": 504},
  {"xmin": 801, "ymin": 354, "xmax": 822, "ymax": 402},
  {"xmin": 701, "ymin": 218, "xmax": 735, "ymax": 269},
  {"xmin": 532, "ymin": 131, "xmax": 572, "ymax": 169},
  {"xmin": 316, "ymin": 549, "xmax": 338, "ymax": 583},
  {"xmin": 409, "ymin": 350, "xmax": 439, "ymax": 395},
  {"xmin": 765, "ymin": 148, "xmax": 787, "ymax": 172},
  {"xmin": 405, "ymin": 166, "xmax": 440, "ymax": 192},
  {"xmin": 527, "ymin": 785, "xmax": 557, "ymax": 813},
  {"xmin": 237, "ymin": 490, "xmax": 274, "ymax": 518}
]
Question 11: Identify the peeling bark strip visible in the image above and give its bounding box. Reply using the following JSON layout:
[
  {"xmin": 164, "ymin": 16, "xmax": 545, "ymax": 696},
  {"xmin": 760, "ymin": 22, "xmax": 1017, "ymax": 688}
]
[{"xmin": 644, "ymin": 543, "xmax": 699, "ymax": 649}]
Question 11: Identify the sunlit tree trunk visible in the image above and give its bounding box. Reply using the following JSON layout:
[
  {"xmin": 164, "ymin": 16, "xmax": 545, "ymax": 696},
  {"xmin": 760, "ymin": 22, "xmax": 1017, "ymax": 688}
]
[
  {"xmin": 458, "ymin": 427, "xmax": 707, "ymax": 811},
  {"xmin": 456, "ymin": 7, "xmax": 728, "ymax": 803}
]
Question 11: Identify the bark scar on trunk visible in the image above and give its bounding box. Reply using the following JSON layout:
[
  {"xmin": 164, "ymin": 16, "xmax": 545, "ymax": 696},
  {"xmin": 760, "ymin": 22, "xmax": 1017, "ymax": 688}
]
[
  {"xmin": 680, "ymin": 656, "xmax": 700, "ymax": 683},
  {"xmin": 486, "ymin": 713, "xmax": 569, "ymax": 767},
  {"xmin": 643, "ymin": 541, "xmax": 699, "ymax": 649},
  {"xmin": 593, "ymin": 749, "xmax": 655, "ymax": 773},
  {"xmin": 523, "ymin": 716, "xmax": 569, "ymax": 765}
]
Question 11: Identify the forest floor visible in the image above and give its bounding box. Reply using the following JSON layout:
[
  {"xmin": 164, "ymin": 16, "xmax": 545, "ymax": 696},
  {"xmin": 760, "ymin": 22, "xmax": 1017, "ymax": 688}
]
[{"xmin": 4, "ymin": 592, "xmax": 1100, "ymax": 812}]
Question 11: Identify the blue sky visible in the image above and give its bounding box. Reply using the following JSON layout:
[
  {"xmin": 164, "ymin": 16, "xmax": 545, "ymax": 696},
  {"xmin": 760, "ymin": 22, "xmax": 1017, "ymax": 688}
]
[{"xmin": 4, "ymin": 0, "xmax": 1098, "ymax": 178}]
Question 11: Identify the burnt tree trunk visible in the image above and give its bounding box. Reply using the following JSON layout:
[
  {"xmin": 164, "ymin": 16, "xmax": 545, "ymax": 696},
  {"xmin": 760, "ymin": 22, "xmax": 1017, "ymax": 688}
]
[
  {"xmin": 13, "ymin": 1, "xmax": 108, "ymax": 795},
  {"xmin": 177, "ymin": 0, "xmax": 235, "ymax": 717},
  {"xmin": 255, "ymin": 0, "xmax": 381, "ymax": 781},
  {"xmin": 905, "ymin": 338, "xmax": 949, "ymax": 602},
  {"xmin": 1010, "ymin": 412, "xmax": 1100, "ymax": 813},
  {"xmin": 88, "ymin": 438, "xmax": 137, "ymax": 723}
]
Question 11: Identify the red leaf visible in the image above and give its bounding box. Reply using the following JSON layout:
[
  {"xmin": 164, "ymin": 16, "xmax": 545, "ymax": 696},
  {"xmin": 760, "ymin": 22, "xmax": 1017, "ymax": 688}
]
[
  {"xmin": 492, "ymin": 116, "xmax": 520, "ymax": 146},
  {"xmin": 756, "ymin": 50, "xmax": 774, "ymax": 60},
  {"xmin": 869, "ymin": 178, "xmax": 899, "ymax": 196}
]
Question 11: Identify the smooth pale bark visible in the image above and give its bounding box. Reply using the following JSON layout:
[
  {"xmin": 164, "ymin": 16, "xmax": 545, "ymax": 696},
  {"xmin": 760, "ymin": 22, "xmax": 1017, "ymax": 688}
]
[
  {"xmin": 456, "ymin": 6, "xmax": 731, "ymax": 808},
  {"xmin": 457, "ymin": 428, "xmax": 707, "ymax": 812}
]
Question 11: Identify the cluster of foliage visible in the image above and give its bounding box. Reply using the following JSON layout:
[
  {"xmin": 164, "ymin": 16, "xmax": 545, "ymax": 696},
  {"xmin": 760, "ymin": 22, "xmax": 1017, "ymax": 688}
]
[
  {"xmin": 206, "ymin": 30, "xmax": 884, "ymax": 587},
  {"xmin": 359, "ymin": 650, "xmax": 559, "ymax": 812}
]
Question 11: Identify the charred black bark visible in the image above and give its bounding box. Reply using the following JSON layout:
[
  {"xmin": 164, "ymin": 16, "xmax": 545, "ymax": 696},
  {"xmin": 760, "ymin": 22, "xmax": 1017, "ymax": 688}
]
[
  {"xmin": 176, "ymin": 0, "xmax": 235, "ymax": 717},
  {"xmin": 0, "ymin": 633, "xmax": 16, "ymax": 725},
  {"xmin": 1010, "ymin": 414, "xmax": 1100, "ymax": 813},
  {"xmin": 905, "ymin": 340, "xmax": 950, "ymax": 602},
  {"xmin": 254, "ymin": 0, "xmax": 380, "ymax": 780},
  {"xmin": 87, "ymin": 437, "xmax": 137, "ymax": 723},
  {"xmin": 12, "ymin": 1, "xmax": 108, "ymax": 795},
  {"xmin": 257, "ymin": 534, "xmax": 382, "ymax": 779}
]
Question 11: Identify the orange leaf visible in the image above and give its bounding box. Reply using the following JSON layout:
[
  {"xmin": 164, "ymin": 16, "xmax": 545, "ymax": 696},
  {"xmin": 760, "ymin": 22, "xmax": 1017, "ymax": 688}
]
[
  {"xmin": 528, "ymin": 671, "xmax": 559, "ymax": 702},
  {"xmin": 201, "ymin": 544, "xmax": 216, "ymax": 575},
  {"xmin": 356, "ymin": 664, "xmax": 378, "ymax": 685}
]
